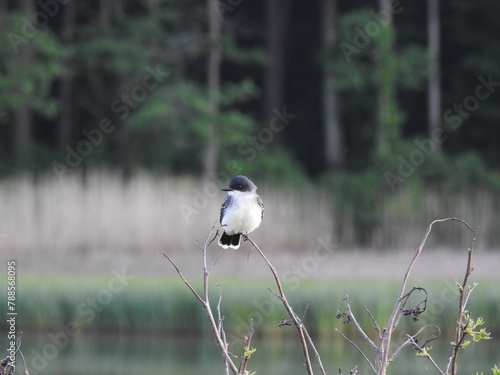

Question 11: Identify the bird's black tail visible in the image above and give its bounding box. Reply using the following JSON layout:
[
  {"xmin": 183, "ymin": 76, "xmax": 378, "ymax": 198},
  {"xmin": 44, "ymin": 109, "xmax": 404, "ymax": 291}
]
[{"xmin": 219, "ymin": 232, "xmax": 241, "ymax": 249}]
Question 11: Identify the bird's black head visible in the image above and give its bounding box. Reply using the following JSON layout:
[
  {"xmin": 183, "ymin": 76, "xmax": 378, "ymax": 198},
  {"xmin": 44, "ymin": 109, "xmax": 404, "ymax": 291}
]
[{"xmin": 221, "ymin": 175, "xmax": 257, "ymax": 193}]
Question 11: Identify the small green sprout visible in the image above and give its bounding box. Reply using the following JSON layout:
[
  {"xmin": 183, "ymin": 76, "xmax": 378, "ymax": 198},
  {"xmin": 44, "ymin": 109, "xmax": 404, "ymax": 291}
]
[
  {"xmin": 243, "ymin": 346, "xmax": 257, "ymax": 359},
  {"xmin": 415, "ymin": 346, "xmax": 432, "ymax": 358}
]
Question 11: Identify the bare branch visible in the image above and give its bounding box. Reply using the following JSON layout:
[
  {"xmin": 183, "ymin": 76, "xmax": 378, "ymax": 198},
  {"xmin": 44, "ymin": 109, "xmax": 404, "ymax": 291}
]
[
  {"xmin": 302, "ymin": 299, "xmax": 311, "ymax": 322},
  {"xmin": 389, "ymin": 324, "xmax": 440, "ymax": 363},
  {"xmin": 448, "ymin": 226, "xmax": 479, "ymax": 375},
  {"xmin": 364, "ymin": 306, "xmax": 382, "ymax": 341},
  {"xmin": 12, "ymin": 332, "xmax": 30, "ymax": 375},
  {"xmin": 238, "ymin": 319, "xmax": 255, "ymax": 375},
  {"xmin": 247, "ymin": 237, "xmax": 315, "ymax": 375},
  {"xmin": 216, "ymin": 285, "xmax": 225, "ymax": 336},
  {"xmin": 303, "ymin": 326, "xmax": 328, "ymax": 375},
  {"xmin": 164, "ymin": 222, "xmax": 240, "ymax": 374},
  {"xmin": 269, "ymin": 287, "xmax": 284, "ymax": 301},
  {"xmin": 343, "ymin": 296, "xmax": 378, "ymax": 351},
  {"xmin": 406, "ymin": 334, "xmax": 446, "ymax": 375},
  {"xmin": 299, "ymin": 301, "xmax": 328, "ymax": 375},
  {"xmin": 216, "ymin": 285, "xmax": 230, "ymax": 375},
  {"xmin": 462, "ymin": 282, "xmax": 478, "ymax": 308},
  {"xmin": 202, "ymin": 222, "xmax": 219, "ymax": 301},
  {"xmin": 379, "ymin": 217, "xmax": 475, "ymax": 374},
  {"xmin": 162, "ymin": 252, "xmax": 203, "ymax": 303},
  {"xmin": 336, "ymin": 329, "xmax": 376, "ymax": 373}
]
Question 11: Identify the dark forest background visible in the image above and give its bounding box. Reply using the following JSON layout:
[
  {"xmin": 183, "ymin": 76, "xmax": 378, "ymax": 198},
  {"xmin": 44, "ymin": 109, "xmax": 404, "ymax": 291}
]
[
  {"xmin": 1, "ymin": 0, "xmax": 500, "ymax": 247},
  {"xmin": 1, "ymin": 0, "xmax": 499, "ymax": 176}
]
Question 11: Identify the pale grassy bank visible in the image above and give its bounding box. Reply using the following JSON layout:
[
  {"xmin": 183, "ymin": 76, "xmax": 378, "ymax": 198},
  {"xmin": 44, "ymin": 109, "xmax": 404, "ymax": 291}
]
[{"xmin": 0, "ymin": 170, "xmax": 498, "ymax": 281}]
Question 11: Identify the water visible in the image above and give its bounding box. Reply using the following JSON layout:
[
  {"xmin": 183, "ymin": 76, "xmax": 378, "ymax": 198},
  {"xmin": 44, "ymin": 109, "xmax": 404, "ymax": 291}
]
[{"xmin": 14, "ymin": 332, "xmax": 498, "ymax": 374}]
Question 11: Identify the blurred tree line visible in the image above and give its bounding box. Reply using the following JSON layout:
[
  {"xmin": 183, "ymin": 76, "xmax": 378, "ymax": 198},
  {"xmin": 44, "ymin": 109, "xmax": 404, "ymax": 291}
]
[{"xmin": 0, "ymin": 0, "xmax": 499, "ymax": 183}]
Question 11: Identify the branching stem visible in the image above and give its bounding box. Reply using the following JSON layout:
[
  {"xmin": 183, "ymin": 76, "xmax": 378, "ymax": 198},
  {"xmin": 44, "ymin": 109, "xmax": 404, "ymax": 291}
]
[
  {"xmin": 378, "ymin": 217, "xmax": 474, "ymax": 375},
  {"xmin": 447, "ymin": 227, "xmax": 478, "ymax": 375},
  {"xmin": 247, "ymin": 237, "xmax": 324, "ymax": 375},
  {"xmin": 163, "ymin": 223, "xmax": 240, "ymax": 374}
]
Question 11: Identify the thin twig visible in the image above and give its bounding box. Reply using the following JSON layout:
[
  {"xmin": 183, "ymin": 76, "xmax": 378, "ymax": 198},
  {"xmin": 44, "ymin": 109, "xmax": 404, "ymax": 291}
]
[
  {"xmin": 303, "ymin": 326, "xmax": 328, "ymax": 375},
  {"xmin": 269, "ymin": 287, "xmax": 283, "ymax": 300},
  {"xmin": 164, "ymin": 223, "xmax": 239, "ymax": 374},
  {"xmin": 162, "ymin": 252, "xmax": 203, "ymax": 303},
  {"xmin": 15, "ymin": 332, "xmax": 30, "ymax": 375},
  {"xmin": 209, "ymin": 245, "xmax": 224, "ymax": 272},
  {"xmin": 378, "ymin": 217, "xmax": 474, "ymax": 375},
  {"xmin": 238, "ymin": 319, "xmax": 255, "ymax": 375},
  {"xmin": 247, "ymin": 237, "xmax": 315, "ymax": 375},
  {"xmin": 300, "ymin": 301, "xmax": 328, "ymax": 375},
  {"xmin": 336, "ymin": 329, "xmax": 376, "ymax": 373},
  {"xmin": 462, "ymin": 282, "xmax": 478, "ymax": 308},
  {"xmin": 364, "ymin": 307, "xmax": 382, "ymax": 341},
  {"xmin": 202, "ymin": 223, "xmax": 217, "ymax": 301},
  {"xmin": 448, "ymin": 227, "xmax": 479, "ymax": 375},
  {"xmin": 343, "ymin": 296, "xmax": 378, "ymax": 351},
  {"xmin": 217, "ymin": 285, "xmax": 230, "ymax": 375},
  {"xmin": 208, "ymin": 228, "xmax": 219, "ymax": 246},
  {"xmin": 406, "ymin": 334, "xmax": 446, "ymax": 375},
  {"xmin": 216, "ymin": 285, "xmax": 225, "ymax": 336},
  {"xmin": 389, "ymin": 324, "xmax": 440, "ymax": 362},
  {"xmin": 302, "ymin": 299, "xmax": 311, "ymax": 322}
]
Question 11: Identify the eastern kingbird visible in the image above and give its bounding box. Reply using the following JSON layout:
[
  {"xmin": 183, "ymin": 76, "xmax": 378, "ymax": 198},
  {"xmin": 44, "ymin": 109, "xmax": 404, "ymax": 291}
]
[{"xmin": 218, "ymin": 175, "xmax": 264, "ymax": 249}]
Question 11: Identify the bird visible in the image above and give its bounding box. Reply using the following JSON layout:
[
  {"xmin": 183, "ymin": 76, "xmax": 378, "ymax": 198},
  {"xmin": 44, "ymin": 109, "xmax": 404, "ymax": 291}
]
[{"xmin": 218, "ymin": 175, "xmax": 264, "ymax": 249}]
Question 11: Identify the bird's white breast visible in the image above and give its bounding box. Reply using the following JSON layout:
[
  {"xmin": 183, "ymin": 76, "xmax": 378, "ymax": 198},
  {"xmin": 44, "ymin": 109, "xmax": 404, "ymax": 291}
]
[{"xmin": 221, "ymin": 191, "xmax": 262, "ymax": 235}]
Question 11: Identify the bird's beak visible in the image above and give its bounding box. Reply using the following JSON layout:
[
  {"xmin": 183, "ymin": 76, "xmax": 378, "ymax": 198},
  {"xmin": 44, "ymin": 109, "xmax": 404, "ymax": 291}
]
[{"xmin": 221, "ymin": 186, "xmax": 232, "ymax": 191}]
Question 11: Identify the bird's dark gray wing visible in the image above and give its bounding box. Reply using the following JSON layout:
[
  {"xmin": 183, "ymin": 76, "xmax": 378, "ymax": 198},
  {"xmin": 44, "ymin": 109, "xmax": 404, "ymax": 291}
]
[
  {"xmin": 257, "ymin": 194, "xmax": 265, "ymax": 219},
  {"xmin": 220, "ymin": 194, "xmax": 232, "ymax": 224}
]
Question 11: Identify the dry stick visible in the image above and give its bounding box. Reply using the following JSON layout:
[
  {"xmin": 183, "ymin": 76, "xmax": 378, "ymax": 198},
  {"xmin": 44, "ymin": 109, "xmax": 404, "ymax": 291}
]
[
  {"xmin": 302, "ymin": 327, "xmax": 327, "ymax": 375},
  {"xmin": 300, "ymin": 300, "xmax": 327, "ymax": 375},
  {"xmin": 336, "ymin": 296, "xmax": 377, "ymax": 372},
  {"xmin": 247, "ymin": 237, "xmax": 316, "ymax": 375},
  {"xmin": 378, "ymin": 217, "xmax": 474, "ymax": 375},
  {"xmin": 238, "ymin": 319, "xmax": 255, "ymax": 375},
  {"xmin": 163, "ymin": 253, "xmax": 238, "ymax": 373},
  {"xmin": 163, "ymin": 223, "xmax": 240, "ymax": 375},
  {"xmin": 343, "ymin": 295, "xmax": 378, "ymax": 352},
  {"xmin": 447, "ymin": 228, "xmax": 478, "ymax": 375},
  {"xmin": 302, "ymin": 300, "xmax": 311, "ymax": 322},
  {"xmin": 389, "ymin": 324, "xmax": 440, "ymax": 363},
  {"xmin": 336, "ymin": 330, "xmax": 377, "ymax": 373},
  {"xmin": 216, "ymin": 285, "xmax": 230, "ymax": 349},
  {"xmin": 298, "ymin": 299, "xmax": 326, "ymax": 374},
  {"xmin": 216, "ymin": 285, "xmax": 224, "ymax": 335},
  {"xmin": 217, "ymin": 285, "xmax": 230, "ymax": 375},
  {"xmin": 15, "ymin": 332, "xmax": 30, "ymax": 375},
  {"xmin": 163, "ymin": 252, "xmax": 203, "ymax": 302},
  {"xmin": 364, "ymin": 307, "xmax": 382, "ymax": 342},
  {"xmin": 406, "ymin": 335, "xmax": 446, "ymax": 375}
]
